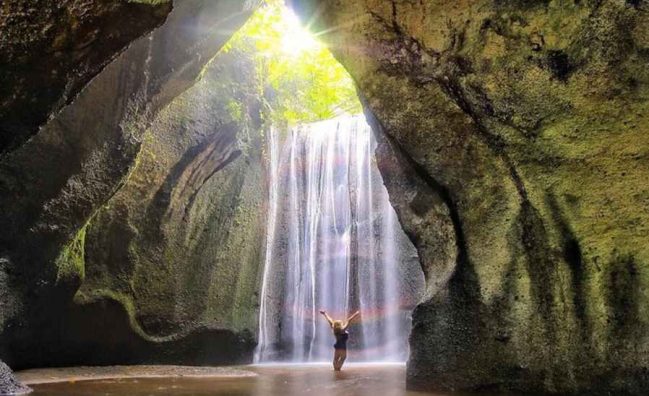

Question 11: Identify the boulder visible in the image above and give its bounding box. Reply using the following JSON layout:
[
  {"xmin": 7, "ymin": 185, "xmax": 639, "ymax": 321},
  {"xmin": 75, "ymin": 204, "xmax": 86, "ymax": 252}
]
[{"xmin": 0, "ymin": 361, "xmax": 30, "ymax": 395}]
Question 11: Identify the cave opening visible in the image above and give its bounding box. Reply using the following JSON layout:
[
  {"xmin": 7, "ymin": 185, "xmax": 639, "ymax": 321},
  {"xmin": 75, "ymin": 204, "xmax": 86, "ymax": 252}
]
[
  {"xmin": 218, "ymin": 1, "xmax": 426, "ymax": 364},
  {"xmin": 2, "ymin": 0, "xmax": 648, "ymax": 395}
]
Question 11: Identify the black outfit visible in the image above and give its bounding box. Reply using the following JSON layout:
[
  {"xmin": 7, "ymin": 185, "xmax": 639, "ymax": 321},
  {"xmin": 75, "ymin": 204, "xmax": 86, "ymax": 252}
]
[{"xmin": 333, "ymin": 331, "xmax": 349, "ymax": 349}]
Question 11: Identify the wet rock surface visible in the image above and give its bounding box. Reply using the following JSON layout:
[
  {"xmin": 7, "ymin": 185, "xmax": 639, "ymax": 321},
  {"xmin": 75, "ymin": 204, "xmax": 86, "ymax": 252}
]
[{"xmin": 290, "ymin": 0, "xmax": 649, "ymax": 394}]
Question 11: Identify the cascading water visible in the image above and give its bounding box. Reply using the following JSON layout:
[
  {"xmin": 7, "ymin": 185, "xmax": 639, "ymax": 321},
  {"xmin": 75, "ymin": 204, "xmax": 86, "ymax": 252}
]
[{"xmin": 255, "ymin": 115, "xmax": 422, "ymax": 363}]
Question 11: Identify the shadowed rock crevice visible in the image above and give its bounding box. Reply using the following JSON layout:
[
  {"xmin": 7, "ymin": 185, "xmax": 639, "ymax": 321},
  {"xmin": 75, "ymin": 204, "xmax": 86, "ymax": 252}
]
[
  {"xmin": 546, "ymin": 192, "xmax": 587, "ymax": 329},
  {"xmin": 149, "ymin": 123, "xmax": 243, "ymax": 229},
  {"xmin": 363, "ymin": 105, "xmax": 457, "ymax": 301}
]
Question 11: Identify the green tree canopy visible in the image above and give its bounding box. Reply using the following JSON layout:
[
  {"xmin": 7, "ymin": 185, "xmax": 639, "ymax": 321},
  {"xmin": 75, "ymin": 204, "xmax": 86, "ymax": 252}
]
[{"xmin": 222, "ymin": 0, "xmax": 362, "ymax": 125}]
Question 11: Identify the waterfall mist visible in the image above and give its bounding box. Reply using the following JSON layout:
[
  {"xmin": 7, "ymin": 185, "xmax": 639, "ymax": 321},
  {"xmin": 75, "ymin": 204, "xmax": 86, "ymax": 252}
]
[{"xmin": 255, "ymin": 115, "xmax": 423, "ymax": 363}]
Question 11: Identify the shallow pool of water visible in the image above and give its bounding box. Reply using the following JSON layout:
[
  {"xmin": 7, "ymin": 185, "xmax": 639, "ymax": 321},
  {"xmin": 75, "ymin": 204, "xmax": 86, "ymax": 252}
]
[{"xmin": 29, "ymin": 364, "xmax": 472, "ymax": 396}]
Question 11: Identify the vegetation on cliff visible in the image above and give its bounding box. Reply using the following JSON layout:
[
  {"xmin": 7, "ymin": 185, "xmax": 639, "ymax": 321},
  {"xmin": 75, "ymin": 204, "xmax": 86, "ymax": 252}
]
[{"xmin": 222, "ymin": 0, "xmax": 361, "ymax": 125}]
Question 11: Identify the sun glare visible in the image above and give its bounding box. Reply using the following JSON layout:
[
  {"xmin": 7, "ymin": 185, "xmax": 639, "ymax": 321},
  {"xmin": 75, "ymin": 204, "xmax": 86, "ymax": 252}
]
[
  {"xmin": 279, "ymin": 7, "xmax": 320, "ymax": 56},
  {"xmin": 221, "ymin": 0, "xmax": 362, "ymax": 124}
]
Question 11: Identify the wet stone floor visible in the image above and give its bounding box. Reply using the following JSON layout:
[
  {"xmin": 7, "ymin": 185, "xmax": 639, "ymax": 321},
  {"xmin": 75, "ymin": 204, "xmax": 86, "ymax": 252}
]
[{"xmin": 26, "ymin": 364, "xmax": 495, "ymax": 396}]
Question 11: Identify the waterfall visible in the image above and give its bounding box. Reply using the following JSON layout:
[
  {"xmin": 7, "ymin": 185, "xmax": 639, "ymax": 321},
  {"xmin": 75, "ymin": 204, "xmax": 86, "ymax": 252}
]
[{"xmin": 255, "ymin": 115, "xmax": 419, "ymax": 363}]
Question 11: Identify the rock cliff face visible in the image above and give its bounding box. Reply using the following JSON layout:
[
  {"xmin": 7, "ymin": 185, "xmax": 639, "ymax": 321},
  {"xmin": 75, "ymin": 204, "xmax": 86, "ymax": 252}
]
[
  {"xmin": 0, "ymin": 0, "xmax": 259, "ymax": 368},
  {"xmin": 74, "ymin": 47, "xmax": 265, "ymax": 365},
  {"xmin": 0, "ymin": 0, "xmax": 172, "ymax": 153},
  {"xmin": 290, "ymin": 0, "xmax": 649, "ymax": 394},
  {"xmin": 1, "ymin": 0, "xmax": 648, "ymax": 394}
]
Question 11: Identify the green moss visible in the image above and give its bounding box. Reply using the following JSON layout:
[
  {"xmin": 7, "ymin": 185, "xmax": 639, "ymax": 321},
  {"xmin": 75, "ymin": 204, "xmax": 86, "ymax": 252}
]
[
  {"xmin": 74, "ymin": 288, "xmax": 155, "ymax": 341},
  {"xmin": 55, "ymin": 225, "xmax": 87, "ymax": 287},
  {"xmin": 226, "ymin": 100, "xmax": 245, "ymax": 123}
]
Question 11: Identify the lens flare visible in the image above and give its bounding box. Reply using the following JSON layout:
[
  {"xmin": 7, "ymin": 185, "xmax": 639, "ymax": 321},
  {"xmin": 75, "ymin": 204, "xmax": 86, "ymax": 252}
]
[{"xmin": 279, "ymin": 7, "xmax": 320, "ymax": 56}]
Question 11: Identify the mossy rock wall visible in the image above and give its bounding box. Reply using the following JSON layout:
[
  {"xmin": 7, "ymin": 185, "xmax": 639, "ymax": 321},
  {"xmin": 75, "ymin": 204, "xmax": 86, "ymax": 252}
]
[
  {"xmin": 290, "ymin": 0, "xmax": 649, "ymax": 394},
  {"xmin": 0, "ymin": 0, "xmax": 259, "ymax": 368},
  {"xmin": 76, "ymin": 46, "xmax": 265, "ymax": 361}
]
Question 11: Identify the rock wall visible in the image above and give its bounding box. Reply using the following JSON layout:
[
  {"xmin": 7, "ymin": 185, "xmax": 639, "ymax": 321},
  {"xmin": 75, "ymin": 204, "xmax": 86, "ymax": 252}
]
[
  {"xmin": 290, "ymin": 0, "xmax": 649, "ymax": 394},
  {"xmin": 0, "ymin": 360, "xmax": 30, "ymax": 395},
  {"xmin": 74, "ymin": 46, "xmax": 265, "ymax": 365},
  {"xmin": 0, "ymin": 0, "xmax": 259, "ymax": 368},
  {"xmin": 2, "ymin": 0, "xmax": 647, "ymax": 393},
  {"xmin": 0, "ymin": 0, "xmax": 172, "ymax": 153}
]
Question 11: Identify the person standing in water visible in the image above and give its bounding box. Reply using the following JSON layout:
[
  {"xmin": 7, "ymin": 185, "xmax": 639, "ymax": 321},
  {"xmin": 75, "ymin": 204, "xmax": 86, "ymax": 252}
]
[{"xmin": 319, "ymin": 309, "xmax": 361, "ymax": 371}]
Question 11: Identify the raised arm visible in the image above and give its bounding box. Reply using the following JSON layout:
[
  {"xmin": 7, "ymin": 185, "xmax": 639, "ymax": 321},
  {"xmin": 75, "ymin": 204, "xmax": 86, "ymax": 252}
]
[
  {"xmin": 319, "ymin": 310, "xmax": 334, "ymax": 327},
  {"xmin": 343, "ymin": 310, "xmax": 360, "ymax": 330}
]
